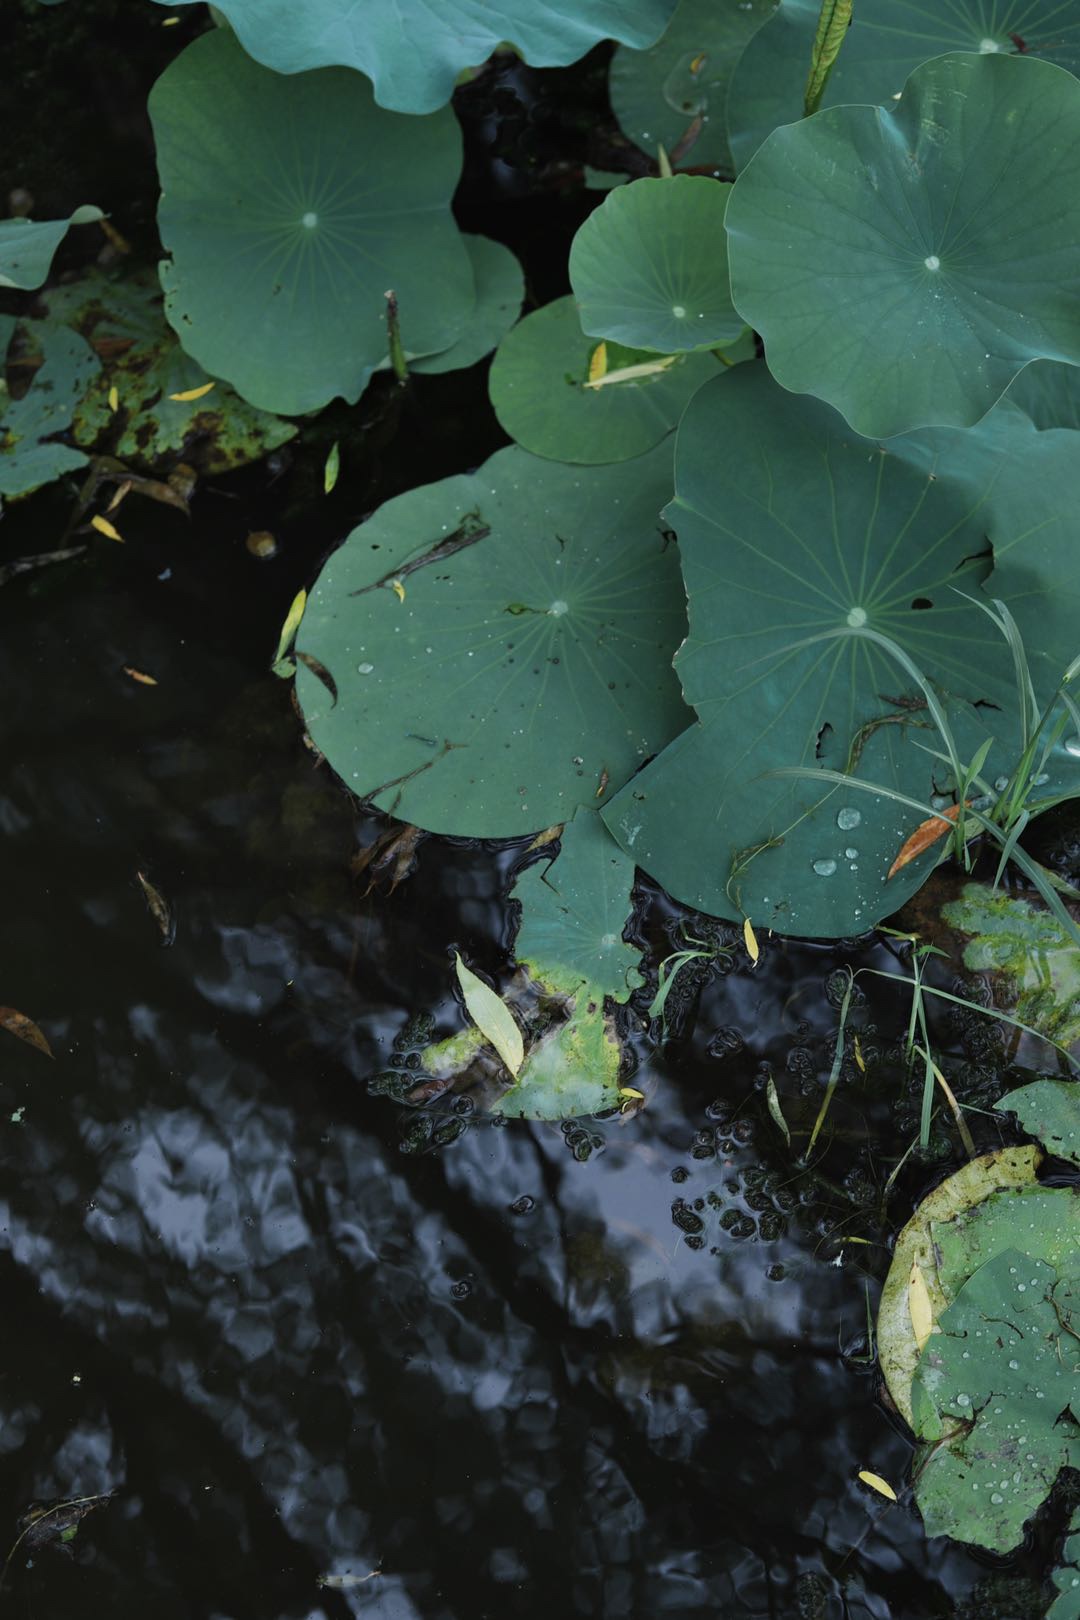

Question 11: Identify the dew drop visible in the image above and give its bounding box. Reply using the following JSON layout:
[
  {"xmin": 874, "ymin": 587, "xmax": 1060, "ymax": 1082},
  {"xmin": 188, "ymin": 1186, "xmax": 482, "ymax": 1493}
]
[
  {"xmin": 990, "ymin": 1492, "xmax": 1004, "ymax": 1504},
  {"xmin": 812, "ymin": 858, "xmax": 837, "ymax": 877},
  {"xmin": 955, "ymin": 1394, "xmax": 971, "ymax": 1408},
  {"xmin": 549, "ymin": 599, "xmax": 569, "ymax": 616},
  {"xmin": 844, "ymin": 846, "xmax": 858, "ymax": 859},
  {"xmin": 837, "ymin": 807, "xmax": 861, "ymax": 830},
  {"xmin": 1008, "ymin": 1359, "xmax": 1020, "ymax": 1370},
  {"xmin": 979, "ymin": 36, "xmax": 1001, "ymax": 51},
  {"xmin": 1065, "ymin": 736, "xmax": 1080, "ymax": 758},
  {"xmin": 357, "ymin": 662, "xmax": 374, "ymax": 675},
  {"xmin": 672, "ymin": 304, "xmax": 687, "ymax": 319},
  {"xmin": 994, "ymin": 775, "xmax": 1009, "ymax": 792}
]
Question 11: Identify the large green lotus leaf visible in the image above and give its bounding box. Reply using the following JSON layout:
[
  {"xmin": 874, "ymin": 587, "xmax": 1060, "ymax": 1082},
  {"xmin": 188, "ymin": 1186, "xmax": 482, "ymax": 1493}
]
[
  {"xmin": 932, "ymin": 1188, "xmax": 1078, "ymax": 1300},
  {"xmin": 601, "ymin": 363, "xmax": 1032, "ymax": 936},
  {"xmin": 726, "ymin": 53, "xmax": 1080, "ymax": 437},
  {"xmin": 37, "ymin": 270, "xmax": 296, "ymax": 476},
  {"xmin": 609, "ymin": 0, "xmax": 777, "ymax": 173},
  {"xmin": 147, "ymin": 0, "xmax": 676, "ymax": 114},
  {"xmin": 0, "ymin": 207, "xmax": 103, "ymax": 290},
  {"xmin": 295, "ymin": 443, "xmax": 690, "ymax": 835},
  {"xmin": 911, "ymin": 1250, "xmax": 1080, "ymax": 1551},
  {"xmin": 568, "ymin": 176, "xmax": 743, "ymax": 353},
  {"xmin": 998, "ymin": 1080, "xmax": 1080, "ymax": 1167},
  {"xmin": 407, "ymin": 237, "xmax": 524, "ymax": 376},
  {"xmin": 488, "ymin": 295, "xmax": 723, "ymax": 463},
  {"xmin": 512, "ymin": 809, "xmax": 643, "ymax": 1001},
  {"xmin": 148, "ymin": 30, "xmax": 474, "ymax": 415},
  {"xmin": 1, "ymin": 320, "xmax": 98, "ymax": 497},
  {"xmin": 1005, "ymin": 360, "xmax": 1080, "ymax": 430},
  {"xmin": 727, "ymin": 0, "xmax": 1080, "ymax": 172}
]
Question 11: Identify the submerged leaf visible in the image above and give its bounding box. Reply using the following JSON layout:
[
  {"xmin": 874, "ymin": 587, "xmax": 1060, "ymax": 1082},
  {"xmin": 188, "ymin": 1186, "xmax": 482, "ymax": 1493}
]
[
  {"xmin": 0, "ymin": 1008, "xmax": 53, "ymax": 1058},
  {"xmin": 136, "ymin": 870, "xmax": 175, "ymax": 945},
  {"xmin": 454, "ymin": 954, "xmax": 524, "ymax": 1077}
]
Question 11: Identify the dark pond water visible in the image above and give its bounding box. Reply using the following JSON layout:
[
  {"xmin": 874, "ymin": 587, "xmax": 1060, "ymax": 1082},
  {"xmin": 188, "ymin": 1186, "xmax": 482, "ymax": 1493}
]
[{"xmin": 2, "ymin": 13, "xmax": 1074, "ymax": 1618}]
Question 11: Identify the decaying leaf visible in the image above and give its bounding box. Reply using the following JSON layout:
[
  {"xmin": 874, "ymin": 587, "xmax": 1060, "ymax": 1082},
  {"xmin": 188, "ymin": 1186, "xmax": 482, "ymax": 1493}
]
[
  {"xmin": 349, "ymin": 823, "xmax": 423, "ymax": 892},
  {"xmin": 583, "ymin": 354, "xmax": 677, "ymax": 390},
  {"xmin": 271, "ymin": 587, "xmax": 307, "ymax": 676},
  {"xmin": 854, "ymin": 1033, "xmax": 866, "ymax": 1073},
  {"xmin": 122, "ymin": 667, "xmax": 158, "ymax": 686},
  {"xmin": 908, "ymin": 1258, "xmax": 933, "ymax": 1352},
  {"xmin": 857, "ymin": 1471, "xmax": 897, "ymax": 1502},
  {"xmin": 0, "ymin": 1007, "xmax": 53, "ymax": 1058},
  {"xmin": 765, "ymin": 1070, "xmax": 790, "ymax": 1146},
  {"xmin": 324, "ymin": 440, "xmax": 340, "ymax": 495},
  {"xmin": 106, "ymin": 479, "xmax": 132, "ymax": 512},
  {"xmin": 618, "ymin": 1085, "xmax": 646, "ymax": 1114},
  {"xmin": 168, "ymin": 380, "xmax": 215, "ymax": 402},
  {"xmin": 887, "ymin": 803, "xmax": 965, "ymax": 880},
  {"xmin": 136, "ymin": 870, "xmax": 175, "ymax": 945},
  {"xmin": 455, "ymin": 953, "xmax": 524, "ymax": 1076},
  {"xmin": 389, "ymin": 578, "xmax": 406, "ymax": 603},
  {"xmin": 296, "ymin": 651, "xmax": 337, "ymax": 706},
  {"xmin": 743, "ymin": 915, "xmax": 759, "ymax": 964},
  {"xmin": 246, "ymin": 530, "xmax": 278, "ymax": 560},
  {"xmin": 90, "ymin": 514, "xmax": 123, "ymax": 542},
  {"xmin": 588, "ymin": 341, "xmax": 609, "ymax": 383},
  {"xmin": 107, "ymin": 384, "xmax": 119, "ymax": 413},
  {"xmin": 526, "ymin": 824, "xmax": 563, "ymax": 852},
  {"xmin": 7, "ymin": 1492, "xmax": 113, "ymax": 1565}
]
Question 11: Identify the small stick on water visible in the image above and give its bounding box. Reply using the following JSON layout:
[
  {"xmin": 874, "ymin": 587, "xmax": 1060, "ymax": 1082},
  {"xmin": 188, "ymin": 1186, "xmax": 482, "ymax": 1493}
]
[{"xmin": 384, "ymin": 289, "xmax": 408, "ymax": 384}]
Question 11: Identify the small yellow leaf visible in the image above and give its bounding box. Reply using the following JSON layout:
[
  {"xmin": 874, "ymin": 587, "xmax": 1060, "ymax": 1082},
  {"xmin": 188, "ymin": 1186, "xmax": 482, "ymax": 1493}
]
[
  {"xmin": 854, "ymin": 1034, "xmax": 865, "ymax": 1073},
  {"xmin": 90, "ymin": 514, "xmax": 123, "ymax": 542},
  {"xmin": 162, "ymin": 12, "xmax": 180, "ymax": 21},
  {"xmin": 390, "ymin": 579, "xmax": 406, "ymax": 603},
  {"xmin": 272, "ymin": 588, "xmax": 307, "ymax": 670},
  {"xmin": 619, "ymin": 1087, "xmax": 645, "ymax": 1102},
  {"xmin": 106, "ymin": 480, "xmax": 132, "ymax": 513},
  {"xmin": 743, "ymin": 915, "xmax": 759, "ymax": 965},
  {"xmin": 454, "ymin": 953, "xmax": 523, "ymax": 1076},
  {"xmin": 324, "ymin": 440, "xmax": 340, "ymax": 495},
  {"xmin": 583, "ymin": 355, "xmax": 676, "ymax": 390},
  {"xmin": 908, "ymin": 1259, "xmax": 933, "ymax": 1352},
  {"xmin": 858, "ymin": 1471, "xmax": 897, "ymax": 1502},
  {"xmin": 136, "ymin": 870, "xmax": 175, "ymax": 944},
  {"xmin": 122, "ymin": 667, "xmax": 158, "ymax": 687},
  {"xmin": 168, "ymin": 381, "xmax": 215, "ymax": 402},
  {"xmin": 689, "ymin": 52, "xmax": 707, "ymax": 75},
  {"xmin": 108, "ymin": 384, "xmax": 119, "ymax": 413},
  {"xmin": 588, "ymin": 342, "xmax": 608, "ymax": 384}
]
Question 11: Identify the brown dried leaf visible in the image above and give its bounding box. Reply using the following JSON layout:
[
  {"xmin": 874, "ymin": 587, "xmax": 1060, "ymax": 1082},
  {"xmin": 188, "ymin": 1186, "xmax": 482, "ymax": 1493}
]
[
  {"xmin": 136, "ymin": 870, "xmax": 175, "ymax": 945},
  {"xmin": 122, "ymin": 667, "xmax": 158, "ymax": 687},
  {"xmin": 887, "ymin": 802, "xmax": 965, "ymax": 880},
  {"xmin": 0, "ymin": 1008, "xmax": 53, "ymax": 1058}
]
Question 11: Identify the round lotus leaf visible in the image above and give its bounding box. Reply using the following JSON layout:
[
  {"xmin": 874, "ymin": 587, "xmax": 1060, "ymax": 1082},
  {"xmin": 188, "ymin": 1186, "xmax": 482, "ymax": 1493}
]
[
  {"xmin": 726, "ymin": 52, "xmax": 1080, "ymax": 437},
  {"xmin": 407, "ymin": 237, "xmax": 524, "ymax": 376},
  {"xmin": 149, "ymin": 29, "xmax": 475, "ymax": 416},
  {"xmin": 600, "ymin": 363, "xmax": 1042, "ymax": 937},
  {"xmin": 609, "ymin": 0, "xmax": 776, "ymax": 173},
  {"xmin": 725, "ymin": 55, "xmax": 1080, "ymax": 437},
  {"xmin": 488, "ymin": 295, "xmax": 723, "ymax": 463},
  {"xmin": 148, "ymin": 0, "xmax": 677, "ymax": 114},
  {"xmin": 512, "ymin": 809, "xmax": 643, "ymax": 1001},
  {"xmin": 0, "ymin": 207, "xmax": 103, "ymax": 291},
  {"xmin": 568, "ymin": 176, "xmax": 743, "ymax": 353},
  {"xmin": 998, "ymin": 1080, "xmax": 1080, "ymax": 1167},
  {"xmin": 728, "ymin": 0, "xmax": 1080, "ymax": 173},
  {"xmin": 0, "ymin": 320, "xmax": 98, "ymax": 497},
  {"xmin": 295, "ymin": 442, "xmax": 690, "ymax": 836}
]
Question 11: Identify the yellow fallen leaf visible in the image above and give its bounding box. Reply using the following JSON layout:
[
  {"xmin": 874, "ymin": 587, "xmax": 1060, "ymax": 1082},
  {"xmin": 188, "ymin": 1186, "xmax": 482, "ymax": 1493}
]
[
  {"xmin": 454, "ymin": 953, "xmax": 523, "ymax": 1076},
  {"xmin": 908, "ymin": 1258, "xmax": 933, "ymax": 1352},
  {"xmin": 854, "ymin": 1034, "xmax": 865, "ymax": 1073},
  {"xmin": 0, "ymin": 1007, "xmax": 53, "ymax": 1058},
  {"xmin": 168, "ymin": 381, "xmax": 215, "ymax": 402},
  {"xmin": 108, "ymin": 384, "xmax": 119, "ymax": 413},
  {"xmin": 324, "ymin": 440, "xmax": 340, "ymax": 495},
  {"xmin": 743, "ymin": 915, "xmax": 759, "ymax": 965},
  {"xmin": 272, "ymin": 588, "xmax": 307, "ymax": 671},
  {"xmin": 618, "ymin": 1086, "xmax": 645, "ymax": 1103},
  {"xmin": 689, "ymin": 51, "xmax": 707, "ymax": 75},
  {"xmin": 584, "ymin": 355, "xmax": 676, "ymax": 390},
  {"xmin": 858, "ymin": 1471, "xmax": 897, "ymax": 1502},
  {"xmin": 390, "ymin": 579, "xmax": 406, "ymax": 603},
  {"xmin": 588, "ymin": 342, "xmax": 608, "ymax": 384},
  {"xmin": 122, "ymin": 667, "xmax": 158, "ymax": 687},
  {"xmin": 90, "ymin": 514, "xmax": 123, "ymax": 542},
  {"xmin": 106, "ymin": 479, "xmax": 132, "ymax": 512}
]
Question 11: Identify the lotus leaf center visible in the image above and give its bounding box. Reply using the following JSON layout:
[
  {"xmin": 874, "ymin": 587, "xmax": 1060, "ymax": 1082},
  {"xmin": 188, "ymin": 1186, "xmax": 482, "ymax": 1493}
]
[
  {"xmin": 301, "ymin": 212, "xmax": 319, "ymax": 229},
  {"xmin": 549, "ymin": 599, "xmax": 569, "ymax": 616},
  {"xmin": 672, "ymin": 304, "xmax": 687, "ymax": 319},
  {"xmin": 924, "ymin": 255, "xmax": 941, "ymax": 271},
  {"xmin": 846, "ymin": 606, "xmax": 868, "ymax": 628},
  {"xmin": 978, "ymin": 37, "xmax": 1002, "ymax": 53}
]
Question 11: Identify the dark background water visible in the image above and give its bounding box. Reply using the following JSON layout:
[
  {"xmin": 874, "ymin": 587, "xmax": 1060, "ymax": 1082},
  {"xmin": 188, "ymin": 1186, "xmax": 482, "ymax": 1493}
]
[{"xmin": 1, "ymin": 7, "xmax": 1073, "ymax": 1616}]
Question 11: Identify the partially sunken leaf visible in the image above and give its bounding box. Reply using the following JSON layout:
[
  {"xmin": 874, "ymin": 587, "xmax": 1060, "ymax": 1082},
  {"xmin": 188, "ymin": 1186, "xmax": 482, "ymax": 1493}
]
[
  {"xmin": 0, "ymin": 1007, "xmax": 53, "ymax": 1058},
  {"xmin": 0, "ymin": 207, "xmax": 103, "ymax": 290},
  {"xmin": 726, "ymin": 53, "xmax": 1080, "ymax": 436},
  {"xmin": 149, "ymin": 30, "xmax": 475, "ymax": 414},
  {"xmin": 147, "ymin": 0, "xmax": 677, "ymax": 115},
  {"xmin": 455, "ymin": 954, "xmax": 524, "ymax": 1076},
  {"xmin": 569, "ymin": 176, "xmax": 743, "ymax": 353},
  {"xmin": 295, "ymin": 444, "xmax": 689, "ymax": 836},
  {"xmin": 489, "ymin": 295, "xmax": 720, "ymax": 463},
  {"xmin": 997, "ymin": 1080, "xmax": 1080, "ymax": 1167},
  {"xmin": 0, "ymin": 322, "xmax": 99, "ymax": 497}
]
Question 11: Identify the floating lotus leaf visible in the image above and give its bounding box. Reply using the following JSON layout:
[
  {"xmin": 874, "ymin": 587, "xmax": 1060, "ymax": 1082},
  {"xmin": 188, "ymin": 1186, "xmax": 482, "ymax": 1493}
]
[
  {"xmin": 727, "ymin": 0, "xmax": 1080, "ymax": 172},
  {"xmin": 601, "ymin": 363, "xmax": 1042, "ymax": 937},
  {"xmin": 149, "ymin": 30, "xmax": 475, "ymax": 415},
  {"xmin": 726, "ymin": 53, "xmax": 1080, "ymax": 436},
  {"xmin": 568, "ymin": 176, "xmax": 743, "ymax": 353},
  {"xmin": 406, "ymin": 237, "xmax": 524, "ymax": 377},
  {"xmin": 911, "ymin": 1249, "xmax": 1080, "ymax": 1550},
  {"xmin": 147, "ymin": 0, "xmax": 677, "ymax": 114},
  {"xmin": 512, "ymin": 809, "xmax": 643, "ymax": 1001},
  {"xmin": 37, "ymin": 270, "xmax": 296, "ymax": 475},
  {"xmin": 1005, "ymin": 360, "xmax": 1080, "ymax": 431},
  {"xmin": 492, "ymin": 998, "xmax": 624, "ymax": 1119},
  {"xmin": 488, "ymin": 295, "xmax": 724, "ymax": 463},
  {"xmin": 1, "ymin": 319, "xmax": 98, "ymax": 497},
  {"xmin": 0, "ymin": 206, "xmax": 102, "ymax": 290},
  {"xmin": 295, "ymin": 442, "xmax": 689, "ymax": 836},
  {"xmin": 939, "ymin": 887, "xmax": 1080, "ymax": 1053},
  {"xmin": 998, "ymin": 1080, "xmax": 1080, "ymax": 1167},
  {"xmin": 609, "ymin": 0, "xmax": 776, "ymax": 173}
]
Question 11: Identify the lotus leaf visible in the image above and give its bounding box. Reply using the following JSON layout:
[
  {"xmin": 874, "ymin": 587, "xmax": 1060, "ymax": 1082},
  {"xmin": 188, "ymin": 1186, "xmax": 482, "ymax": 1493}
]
[
  {"xmin": 492, "ymin": 998, "xmax": 624, "ymax": 1118},
  {"xmin": 940, "ymin": 886, "xmax": 1080, "ymax": 1053},
  {"xmin": 1005, "ymin": 359, "xmax": 1080, "ymax": 431},
  {"xmin": 147, "ymin": 0, "xmax": 677, "ymax": 114},
  {"xmin": 911, "ymin": 1250, "xmax": 1080, "ymax": 1551},
  {"xmin": 727, "ymin": 0, "xmax": 1080, "ymax": 172},
  {"xmin": 488, "ymin": 295, "xmax": 723, "ymax": 463},
  {"xmin": 37, "ymin": 271, "xmax": 296, "ymax": 475},
  {"xmin": 998, "ymin": 1079, "xmax": 1080, "ymax": 1167},
  {"xmin": 726, "ymin": 53, "xmax": 1080, "ymax": 436},
  {"xmin": 295, "ymin": 443, "xmax": 689, "ymax": 836},
  {"xmin": 601, "ymin": 363, "xmax": 1037, "ymax": 937},
  {"xmin": 149, "ymin": 30, "xmax": 475, "ymax": 415},
  {"xmin": 0, "ymin": 206, "xmax": 102, "ymax": 290},
  {"xmin": 609, "ymin": 0, "xmax": 776, "ymax": 173},
  {"xmin": 1, "ymin": 319, "xmax": 99, "ymax": 498},
  {"xmin": 512, "ymin": 809, "xmax": 643, "ymax": 1001},
  {"xmin": 1050, "ymin": 1506, "xmax": 1080, "ymax": 1619},
  {"xmin": 406, "ymin": 237, "xmax": 524, "ymax": 376},
  {"xmin": 568, "ymin": 176, "xmax": 743, "ymax": 353}
]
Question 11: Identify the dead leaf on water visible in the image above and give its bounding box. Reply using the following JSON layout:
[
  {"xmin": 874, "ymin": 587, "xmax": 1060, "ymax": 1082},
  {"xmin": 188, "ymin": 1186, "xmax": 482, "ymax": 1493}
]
[
  {"xmin": 107, "ymin": 384, "xmax": 119, "ymax": 413},
  {"xmin": 349, "ymin": 823, "xmax": 423, "ymax": 892},
  {"xmin": 323, "ymin": 440, "xmax": 340, "ymax": 495},
  {"xmin": 90, "ymin": 514, "xmax": 123, "ymax": 542},
  {"xmin": 0, "ymin": 1008, "xmax": 53, "ymax": 1058},
  {"xmin": 122, "ymin": 666, "xmax": 158, "ymax": 687},
  {"xmin": 136, "ymin": 870, "xmax": 175, "ymax": 945},
  {"xmin": 455, "ymin": 953, "xmax": 523, "ymax": 1077},
  {"xmin": 168, "ymin": 380, "xmax": 215, "ymax": 402},
  {"xmin": 526, "ymin": 824, "xmax": 563, "ymax": 852},
  {"xmin": 854, "ymin": 1033, "xmax": 866, "ymax": 1073},
  {"xmin": 887, "ymin": 802, "xmax": 966, "ymax": 879},
  {"xmin": 588, "ymin": 341, "xmax": 608, "ymax": 384},
  {"xmin": 908, "ymin": 1258, "xmax": 933, "ymax": 1352},
  {"xmin": 857, "ymin": 1470, "xmax": 897, "ymax": 1501},
  {"xmin": 618, "ymin": 1086, "xmax": 646, "ymax": 1115},
  {"xmin": 743, "ymin": 915, "xmax": 759, "ymax": 965},
  {"xmin": 106, "ymin": 479, "xmax": 132, "ymax": 512},
  {"xmin": 765, "ymin": 1071, "xmax": 790, "ymax": 1147}
]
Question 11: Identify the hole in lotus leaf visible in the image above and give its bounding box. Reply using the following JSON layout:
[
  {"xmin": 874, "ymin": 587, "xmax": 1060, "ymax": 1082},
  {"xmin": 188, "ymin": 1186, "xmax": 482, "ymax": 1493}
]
[{"xmin": 912, "ymin": 597, "xmax": 934, "ymax": 610}]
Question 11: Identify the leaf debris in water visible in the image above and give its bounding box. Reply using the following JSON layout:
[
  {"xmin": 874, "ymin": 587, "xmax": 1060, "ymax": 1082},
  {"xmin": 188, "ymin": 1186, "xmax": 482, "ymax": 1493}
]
[
  {"xmin": 122, "ymin": 666, "xmax": 158, "ymax": 686},
  {"xmin": 271, "ymin": 587, "xmax": 307, "ymax": 676},
  {"xmin": 90, "ymin": 514, "xmax": 123, "ymax": 542},
  {"xmin": 588, "ymin": 341, "xmax": 608, "ymax": 384},
  {"xmin": 908, "ymin": 1258, "xmax": 933, "ymax": 1351},
  {"xmin": 454, "ymin": 952, "xmax": 523, "ymax": 1076},
  {"xmin": 323, "ymin": 440, "xmax": 340, "ymax": 494},
  {"xmin": 743, "ymin": 915, "xmax": 759, "ymax": 965},
  {"xmin": 765, "ymin": 1071, "xmax": 790, "ymax": 1146},
  {"xmin": 0, "ymin": 1007, "xmax": 53, "ymax": 1058},
  {"xmin": 168, "ymin": 380, "xmax": 215, "ymax": 402},
  {"xmin": 107, "ymin": 384, "xmax": 119, "ymax": 413},
  {"xmin": 858, "ymin": 1470, "xmax": 897, "ymax": 1501},
  {"xmin": 136, "ymin": 870, "xmax": 175, "ymax": 945}
]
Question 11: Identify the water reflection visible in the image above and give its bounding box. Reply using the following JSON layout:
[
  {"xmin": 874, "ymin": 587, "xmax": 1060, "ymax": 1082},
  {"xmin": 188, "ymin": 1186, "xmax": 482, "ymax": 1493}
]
[{"xmin": 0, "ymin": 572, "xmax": 1043, "ymax": 1618}]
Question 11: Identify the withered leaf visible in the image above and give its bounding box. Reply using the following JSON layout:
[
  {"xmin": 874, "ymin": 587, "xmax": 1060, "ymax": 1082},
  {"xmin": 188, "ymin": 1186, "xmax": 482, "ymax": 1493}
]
[
  {"xmin": 122, "ymin": 667, "xmax": 158, "ymax": 686},
  {"xmin": 0, "ymin": 1008, "xmax": 53, "ymax": 1058},
  {"xmin": 136, "ymin": 870, "xmax": 175, "ymax": 945},
  {"xmin": 887, "ymin": 802, "xmax": 966, "ymax": 879}
]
